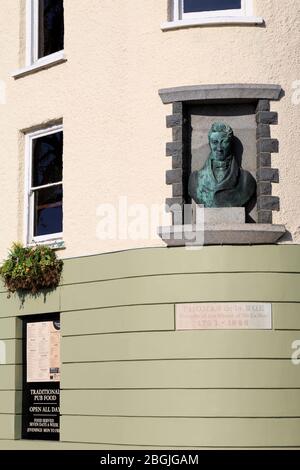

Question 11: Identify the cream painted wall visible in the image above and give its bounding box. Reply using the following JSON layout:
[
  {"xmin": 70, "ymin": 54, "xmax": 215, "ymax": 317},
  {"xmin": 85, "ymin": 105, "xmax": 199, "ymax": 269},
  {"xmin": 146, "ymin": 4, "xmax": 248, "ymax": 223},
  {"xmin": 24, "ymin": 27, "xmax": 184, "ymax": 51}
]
[{"xmin": 0, "ymin": 0, "xmax": 299, "ymax": 259}]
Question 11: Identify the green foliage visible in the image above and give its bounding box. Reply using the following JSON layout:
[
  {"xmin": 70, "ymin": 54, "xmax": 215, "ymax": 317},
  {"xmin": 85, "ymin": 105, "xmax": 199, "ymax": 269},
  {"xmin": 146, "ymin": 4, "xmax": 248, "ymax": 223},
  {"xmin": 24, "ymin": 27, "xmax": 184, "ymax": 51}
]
[{"xmin": 0, "ymin": 243, "xmax": 63, "ymax": 294}]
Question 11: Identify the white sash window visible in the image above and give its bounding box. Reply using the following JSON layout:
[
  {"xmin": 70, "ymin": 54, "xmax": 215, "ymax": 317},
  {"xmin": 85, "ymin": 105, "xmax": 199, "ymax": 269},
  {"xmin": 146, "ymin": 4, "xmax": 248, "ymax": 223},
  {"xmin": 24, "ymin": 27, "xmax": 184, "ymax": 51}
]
[
  {"xmin": 163, "ymin": 0, "xmax": 262, "ymax": 30},
  {"xmin": 25, "ymin": 125, "xmax": 63, "ymax": 245}
]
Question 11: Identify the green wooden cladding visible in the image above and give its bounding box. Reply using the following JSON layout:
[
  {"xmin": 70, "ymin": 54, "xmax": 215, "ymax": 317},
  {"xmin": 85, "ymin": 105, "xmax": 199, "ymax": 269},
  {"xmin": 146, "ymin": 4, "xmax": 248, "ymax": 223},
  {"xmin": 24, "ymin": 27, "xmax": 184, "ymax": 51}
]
[
  {"xmin": 0, "ymin": 415, "xmax": 20, "ymax": 440},
  {"xmin": 0, "ymin": 391, "xmax": 21, "ymax": 414},
  {"xmin": 60, "ymin": 389, "xmax": 300, "ymax": 418},
  {"xmin": 0, "ymin": 245, "xmax": 300, "ymax": 449},
  {"xmin": 62, "ymin": 331, "xmax": 300, "ymax": 361},
  {"xmin": 61, "ymin": 360, "xmax": 300, "ymax": 389},
  {"xmin": 60, "ymin": 416, "xmax": 300, "ymax": 447},
  {"xmin": 62, "ymin": 305, "xmax": 174, "ymax": 335}
]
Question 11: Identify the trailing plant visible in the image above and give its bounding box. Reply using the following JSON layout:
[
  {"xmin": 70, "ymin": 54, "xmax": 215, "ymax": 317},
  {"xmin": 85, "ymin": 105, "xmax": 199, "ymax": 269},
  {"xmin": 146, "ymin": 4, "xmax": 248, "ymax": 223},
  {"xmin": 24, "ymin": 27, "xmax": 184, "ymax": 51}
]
[{"xmin": 0, "ymin": 243, "xmax": 63, "ymax": 294}]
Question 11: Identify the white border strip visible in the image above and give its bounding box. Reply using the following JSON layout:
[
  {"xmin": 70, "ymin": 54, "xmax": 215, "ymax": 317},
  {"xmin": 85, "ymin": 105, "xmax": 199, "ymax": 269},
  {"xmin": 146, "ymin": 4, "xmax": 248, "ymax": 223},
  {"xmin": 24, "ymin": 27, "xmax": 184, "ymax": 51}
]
[{"xmin": 161, "ymin": 16, "xmax": 264, "ymax": 30}]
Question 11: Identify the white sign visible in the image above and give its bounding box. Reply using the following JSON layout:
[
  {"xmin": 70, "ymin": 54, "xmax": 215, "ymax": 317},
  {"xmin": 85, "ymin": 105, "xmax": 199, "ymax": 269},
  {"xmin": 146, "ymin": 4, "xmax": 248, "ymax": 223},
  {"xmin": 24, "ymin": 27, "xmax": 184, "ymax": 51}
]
[
  {"xmin": 176, "ymin": 303, "xmax": 272, "ymax": 330},
  {"xmin": 27, "ymin": 321, "xmax": 60, "ymax": 383}
]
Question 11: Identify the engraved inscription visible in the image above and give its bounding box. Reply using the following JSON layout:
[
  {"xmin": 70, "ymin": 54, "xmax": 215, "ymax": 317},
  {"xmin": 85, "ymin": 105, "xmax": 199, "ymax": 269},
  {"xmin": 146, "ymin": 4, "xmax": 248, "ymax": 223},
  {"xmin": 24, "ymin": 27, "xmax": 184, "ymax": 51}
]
[{"xmin": 176, "ymin": 303, "xmax": 272, "ymax": 330}]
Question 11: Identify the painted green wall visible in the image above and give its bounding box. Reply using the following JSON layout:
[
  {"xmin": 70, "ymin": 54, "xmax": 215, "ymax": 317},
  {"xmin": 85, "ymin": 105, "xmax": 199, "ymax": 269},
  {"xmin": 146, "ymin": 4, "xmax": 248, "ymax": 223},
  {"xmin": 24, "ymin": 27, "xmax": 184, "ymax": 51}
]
[{"xmin": 0, "ymin": 245, "xmax": 300, "ymax": 449}]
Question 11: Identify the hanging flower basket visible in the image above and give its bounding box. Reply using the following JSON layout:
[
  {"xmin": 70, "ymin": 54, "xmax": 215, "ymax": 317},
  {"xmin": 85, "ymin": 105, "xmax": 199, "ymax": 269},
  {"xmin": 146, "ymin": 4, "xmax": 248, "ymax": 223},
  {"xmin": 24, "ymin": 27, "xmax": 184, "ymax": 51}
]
[{"xmin": 0, "ymin": 243, "xmax": 63, "ymax": 294}]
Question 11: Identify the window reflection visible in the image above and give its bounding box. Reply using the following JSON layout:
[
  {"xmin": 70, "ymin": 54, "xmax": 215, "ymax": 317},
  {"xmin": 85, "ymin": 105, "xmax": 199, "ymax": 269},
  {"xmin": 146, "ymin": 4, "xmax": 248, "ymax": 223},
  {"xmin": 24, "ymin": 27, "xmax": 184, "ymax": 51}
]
[
  {"xmin": 34, "ymin": 185, "xmax": 63, "ymax": 237},
  {"xmin": 38, "ymin": 0, "xmax": 64, "ymax": 59},
  {"xmin": 32, "ymin": 131, "xmax": 63, "ymax": 187},
  {"xmin": 184, "ymin": 0, "xmax": 241, "ymax": 13}
]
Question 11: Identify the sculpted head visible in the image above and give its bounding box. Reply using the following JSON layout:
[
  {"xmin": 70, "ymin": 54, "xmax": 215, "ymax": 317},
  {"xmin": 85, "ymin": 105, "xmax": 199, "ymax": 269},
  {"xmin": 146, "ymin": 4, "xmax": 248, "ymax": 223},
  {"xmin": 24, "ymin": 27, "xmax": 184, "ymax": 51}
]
[{"xmin": 208, "ymin": 122, "xmax": 233, "ymax": 161}]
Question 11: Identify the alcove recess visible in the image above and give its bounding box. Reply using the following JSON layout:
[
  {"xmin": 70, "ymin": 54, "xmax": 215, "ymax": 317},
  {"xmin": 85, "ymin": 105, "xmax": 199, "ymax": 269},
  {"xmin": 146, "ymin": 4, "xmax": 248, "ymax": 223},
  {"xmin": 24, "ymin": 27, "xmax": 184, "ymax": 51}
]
[{"xmin": 158, "ymin": 84, "xmax": 286, "ymax": 246}]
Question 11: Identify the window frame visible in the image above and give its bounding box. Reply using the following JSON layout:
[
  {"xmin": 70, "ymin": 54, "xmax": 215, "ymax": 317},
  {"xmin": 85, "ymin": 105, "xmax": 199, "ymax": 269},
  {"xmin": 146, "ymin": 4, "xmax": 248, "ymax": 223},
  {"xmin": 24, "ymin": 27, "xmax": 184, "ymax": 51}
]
[
  {"xmin": 24, "ymin": 124, "xmax": 63, "ymax": 246},
  {"xmin": 26, "ymin": 0, "xmax": 64, "ymax": 67},
  {"xmin": 178, "ymin": 0, "xmax": 252, "ymax": 20},
  {"xmin": 163, "ymin": 0, "xmax": 263, "ymax": 30}
]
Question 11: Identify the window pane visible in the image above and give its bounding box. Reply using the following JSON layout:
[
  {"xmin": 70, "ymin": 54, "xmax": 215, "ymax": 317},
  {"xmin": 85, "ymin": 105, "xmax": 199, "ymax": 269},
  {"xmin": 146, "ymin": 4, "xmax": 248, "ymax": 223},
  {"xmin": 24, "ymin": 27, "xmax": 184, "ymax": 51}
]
[
  {"xmin": 38, "ymin": 0, "xmax": 64, "ymax": 59},
  {"xmin": 184, "ymin": 0, "xmax": 241, "ymax": 13},
  {"xmin": 34, "ymin": 185, "xmax": 63, "ymax": 237},
  {"xmin": 32, "ymin": 131, "xmax": 63, "ymax": 187}
]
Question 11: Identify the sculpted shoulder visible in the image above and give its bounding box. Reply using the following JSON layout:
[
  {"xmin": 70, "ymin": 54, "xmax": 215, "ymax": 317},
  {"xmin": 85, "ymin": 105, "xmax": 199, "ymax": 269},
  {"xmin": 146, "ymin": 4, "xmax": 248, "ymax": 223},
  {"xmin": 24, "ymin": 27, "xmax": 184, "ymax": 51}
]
[{"xmin": 188, "ymin": 122, "xmax": 256, "ymax": 208}]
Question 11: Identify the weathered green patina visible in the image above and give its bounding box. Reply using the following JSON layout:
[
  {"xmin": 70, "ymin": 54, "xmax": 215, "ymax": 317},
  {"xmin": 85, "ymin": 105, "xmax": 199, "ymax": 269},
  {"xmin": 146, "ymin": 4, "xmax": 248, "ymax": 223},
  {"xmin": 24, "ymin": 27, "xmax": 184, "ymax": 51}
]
[{"xmin": 188, "ymin": 122, "xmax": 256, "ymax": 208}]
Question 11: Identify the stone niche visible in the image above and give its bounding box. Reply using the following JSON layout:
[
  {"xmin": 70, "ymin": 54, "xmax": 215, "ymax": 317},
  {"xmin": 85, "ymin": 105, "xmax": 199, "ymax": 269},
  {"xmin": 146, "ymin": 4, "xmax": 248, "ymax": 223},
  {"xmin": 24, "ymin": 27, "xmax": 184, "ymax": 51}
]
[
  {"xmin": 158, "ymin": 84, "xmax": 286, "ymax": 246},
  {"xmin": 190, "ymin": 103, "xmax": 257, "ymax": 222}
]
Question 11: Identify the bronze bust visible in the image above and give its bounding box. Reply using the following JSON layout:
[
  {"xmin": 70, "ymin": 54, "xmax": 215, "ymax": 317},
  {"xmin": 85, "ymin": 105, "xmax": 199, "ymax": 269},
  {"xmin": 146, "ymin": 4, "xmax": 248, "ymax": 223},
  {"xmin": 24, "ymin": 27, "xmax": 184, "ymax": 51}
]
[{"xmin": 188, "ymin": 122, "xmax": 256, "ymax": 208}]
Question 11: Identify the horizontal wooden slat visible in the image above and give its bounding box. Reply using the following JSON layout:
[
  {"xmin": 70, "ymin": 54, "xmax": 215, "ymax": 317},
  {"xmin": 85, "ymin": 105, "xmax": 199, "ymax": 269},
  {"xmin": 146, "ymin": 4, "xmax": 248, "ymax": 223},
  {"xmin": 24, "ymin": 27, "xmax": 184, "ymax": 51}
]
[
  {"xmin": 60, "ymin": 246, "xmax": 300, "ymax": 286},
  {"xmin": 0, "ymin": 365, "xmax": 22, "ymax": 390},
  {"xmin": 61, "ymin": 273, "xmax": 300, "ymax": 312},
  {"xmin": 61, "ymin": 331, "xmax": 300, "ymax": 362},
  {"xmin": 61, "ymin": 360, "xmax": 300, "ymax": 389},
  {"xmin": 61, "ymin": 416, "xmax": 300, "ymax": 447},
  {"xmin": 0, "ymin": 339, "xmax": 22, "ymax": 365},
  {"xmin": 0, "ymin": 317, "xmax": 21, "ymax": 339},
  {"xmin": 0, "ymin": 289, "xmax": 60, "ymax": 318},
  {"xmin": 273, "ymin": 303, "xmax": 300, "ymax": 330},
  {"xmin": 62, "ymin": 304, "xmax": 174, "ymax": 336},
  {"xmin": 0, "ymin": 440, "xmax": 193, "ymax": 450},
  {"xmin": 0, "ymin": 415, "xmax": 19, "ymax": 440},
  {"xmin": 0, "ymin": 391, "xmax": 21, "ymax": 414},
  {"xmin": 61, "ymin": 389, "xmax": 300, "ymax": 418}
]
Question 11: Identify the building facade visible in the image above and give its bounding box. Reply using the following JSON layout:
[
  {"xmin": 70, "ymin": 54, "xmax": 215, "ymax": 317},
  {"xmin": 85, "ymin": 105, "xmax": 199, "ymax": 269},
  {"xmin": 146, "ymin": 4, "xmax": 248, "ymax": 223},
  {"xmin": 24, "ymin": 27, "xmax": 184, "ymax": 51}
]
[{"xmin": 0, "ymin": 0, "xmax": 300, "ymax": 449}]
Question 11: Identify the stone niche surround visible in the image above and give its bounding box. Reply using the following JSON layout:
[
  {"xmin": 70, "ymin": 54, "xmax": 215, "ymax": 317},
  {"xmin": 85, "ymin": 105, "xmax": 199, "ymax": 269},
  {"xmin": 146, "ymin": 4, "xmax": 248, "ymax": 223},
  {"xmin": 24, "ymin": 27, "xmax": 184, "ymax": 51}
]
[{"xmin": 158, "ymin": 84, "xmax": 286, "ymax": 246}]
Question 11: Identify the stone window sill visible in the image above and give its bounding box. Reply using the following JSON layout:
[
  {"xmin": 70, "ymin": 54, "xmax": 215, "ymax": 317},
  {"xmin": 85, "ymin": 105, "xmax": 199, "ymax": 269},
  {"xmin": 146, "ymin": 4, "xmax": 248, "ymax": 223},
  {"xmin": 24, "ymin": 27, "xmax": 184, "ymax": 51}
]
[
  {"xmin": 161, "ymin": 16, "xmax": 264, "ymax": 31},
  {"xmin": 27, "ymin": 239, "xmax": 65, "ymax": 251},
  {"xmin": 11, "ymin": 51, "xmax": 66, "ymax": 79}
]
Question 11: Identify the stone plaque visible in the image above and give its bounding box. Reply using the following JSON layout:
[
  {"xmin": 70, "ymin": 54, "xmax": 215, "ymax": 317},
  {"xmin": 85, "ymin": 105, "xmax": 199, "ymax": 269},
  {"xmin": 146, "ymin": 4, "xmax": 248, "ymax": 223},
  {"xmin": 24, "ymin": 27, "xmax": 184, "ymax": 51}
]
[{"xmin": 176, "ymin": 303, "xmax": 272, "ymax": 330}]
